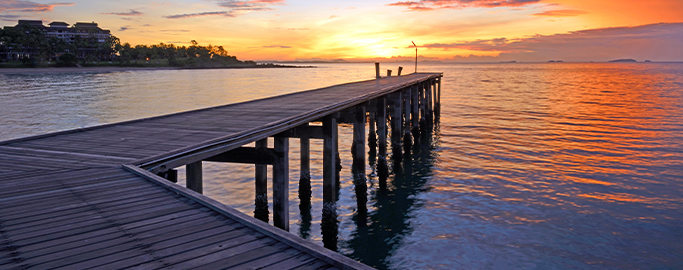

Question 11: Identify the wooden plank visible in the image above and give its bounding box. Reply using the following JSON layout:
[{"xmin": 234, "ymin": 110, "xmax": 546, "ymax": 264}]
[
  {"xmin": 96, "ymin": 232, "xmax": 269, "ymax": 269},
  {"xmin": 258, "ymin": 253, "xmax": 318, "ymax": 270},
  {"xmin": 125, "ymin": 165, "xmax": 374, "ymax": 270},
  {"xmin": 192, "ymin": 243, "xmax": 295, "ymax": 269},
  {"xmin": 24, "ymin": 217, "xmax": 242, "ymax": 268},
  {"xmin": 17, "ymin": 209, "xmax": 209, "ymax": 256}
]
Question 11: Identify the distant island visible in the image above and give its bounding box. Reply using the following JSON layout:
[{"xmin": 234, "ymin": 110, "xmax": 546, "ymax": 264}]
[
  {"xmin": 608, "ymin": 59, "xmax": 637, "ymax": 63},
  {"xmin": 500, "ymin": 61, "xmax": 517, "ymax": 63},
  {"xmin": 548, "ymin": 60, "xmax": 564, "ymax": 63}
]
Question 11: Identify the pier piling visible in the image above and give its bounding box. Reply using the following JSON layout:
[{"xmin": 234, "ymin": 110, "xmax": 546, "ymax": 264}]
[
  {"xmin": 255, "ymin": 138, "xmax": 269, "ymax": 222},
  {"xmin": 186, "ymin": 161, "xmax": 203, "ymax": 193},
  {"xmin": 273, "ymin": 137, "xmax": 289, "ymax": 231}
]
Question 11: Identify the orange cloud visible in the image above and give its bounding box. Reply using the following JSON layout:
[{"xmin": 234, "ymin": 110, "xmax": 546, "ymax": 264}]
[
  {"xmin": 0, "ymin": 0, "xmax": 73, "ymax": 12},
  {"xmin": 533, "ymin": 9, "xmax": 588, "ymax": 17},
  {"xmin": 387, "ymin": 0, "xmax": 541, "ymax": 11}
]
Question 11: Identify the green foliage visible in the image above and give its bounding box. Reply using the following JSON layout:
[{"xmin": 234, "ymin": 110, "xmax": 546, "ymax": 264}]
[
  {"xmin": 0, "ymin": 25, "xmax": 255, "ymax": 68},
  {"xmin": 56, "ymin": 53, "xmax": 78, "ymax": 67}
]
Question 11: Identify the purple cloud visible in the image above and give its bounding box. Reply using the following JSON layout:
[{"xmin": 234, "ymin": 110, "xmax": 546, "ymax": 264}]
[
  {"xmin": 163, "ymin": 11, "xmax": 234, "ymax": 19},
  {"xmin": 0, "ymin": 0, "xmax": 74, "ymax": 12},
  {"xmin": 102, "ymin": 9, "xmax": 143, "ymax": 16}
]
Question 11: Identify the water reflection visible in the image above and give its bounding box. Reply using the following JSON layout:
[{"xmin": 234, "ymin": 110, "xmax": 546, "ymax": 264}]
[{"xmin": 344, "ymin": 122, "xmax": 440, "ymax": 269}]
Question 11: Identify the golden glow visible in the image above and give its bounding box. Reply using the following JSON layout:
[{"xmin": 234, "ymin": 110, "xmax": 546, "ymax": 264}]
[{"xmin": 7, "ymin": 0, "xmax": 683, "ymax": 61}]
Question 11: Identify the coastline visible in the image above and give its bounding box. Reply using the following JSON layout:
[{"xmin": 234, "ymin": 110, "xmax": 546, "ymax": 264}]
[
  {"xmin": 0, "ymin": 64, "xmax": 314, "ymax": 75},
  {"xmin": 0, "ymin": 66, "xmax": 180, "ymax": 75}
]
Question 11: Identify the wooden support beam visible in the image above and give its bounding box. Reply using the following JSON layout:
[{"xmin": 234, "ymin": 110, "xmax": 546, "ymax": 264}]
[
  {"xmin": 186, "ymin": 161, "xmax": 202, "ymax": 194},
  {"xmin": 438, "ymin": 77, "xmax": 442, "ymax": 106},
  {"xmin": 403, "ymin": 88, "xmax": 413, "ymax": 151},
  {"xmin": 276, "ymin": 124, "xmax": 323, "ymax": 139},
  {"xmin": 419, "ymin": 82, "xmax": 427, "ymax": 131},
  {"xmin": 428, "ymin": 80, "xmax": 433, "ymax": 111},
  {"xmin": 323, "ymin": 115, "xmax": 338, "ymax": 203},
  {"xmin": 273, "ymin": 137, "xmax": 289, "ymax": 231},
  {"xmin": 352, "ymin": 106, "xmax": 366, "ymax": 172},
  {"xmin": 254, "ymin": 138, "xmax": 269, "ymax": 222},
  {"xmin": 412, "ymin": 84, "xmax": 420, "ymax": 131},
  {"xmin": 436, "ymin": 77, "xmax": 442, "ymax": 118},
  {"xmin": 368, "ymin": 112, "xmax": 377, "ymax": 149},
  {"xmin": 391, "ymin": 91, "xmax": 403, "ymax": 161},
  {"xmin": 299, "ymin": 124, "xmax": 311, "ymax": 201},
  {"xmin": 377, "ymin": 97, "xmax": 387, "ymax": 157},
  {"xmin": 336, "ymin": 112, "xmax": 355, "ymax": 124},
  {"xmin": 157, "ymin": 169, "xmax": 177, "ymax": 183},
  {"xmin": 376, "ymin": 97, "xmax": 388, "ymax": 180},
  {"xmin": 205, "ymin": 146, "xmax": 276, "ymax": 164}
]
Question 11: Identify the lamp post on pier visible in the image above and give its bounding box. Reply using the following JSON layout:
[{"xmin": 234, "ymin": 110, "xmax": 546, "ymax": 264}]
[{"xmin": 412, "ymin": 41, "xmax": 418, "ymax": 73}]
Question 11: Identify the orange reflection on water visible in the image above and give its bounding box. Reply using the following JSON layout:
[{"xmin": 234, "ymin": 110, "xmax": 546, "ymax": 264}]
[{"xmin": 577, "ymin": 192, "xmax": 655, "ymax": 204}]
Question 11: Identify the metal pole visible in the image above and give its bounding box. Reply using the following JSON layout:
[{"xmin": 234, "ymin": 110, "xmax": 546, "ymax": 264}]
[{"xmin": 412, "ymin": 41, "xmax": 417, "ymax": 73}]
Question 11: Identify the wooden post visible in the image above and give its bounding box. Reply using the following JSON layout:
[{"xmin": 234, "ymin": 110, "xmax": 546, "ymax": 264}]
[
  {"xmin": 412, "ymin": 84, "xmax": 420, "ymax": 136},
  {"xmin": 186, "ymin": 161, "xmax": 202, "ymax": 193},
  {"xmin": 398, "ymin": 66, "xmax": 403, "ymax": 76},
  {"xmin": 436, "ymin": 77, "xmax": 442, "ymax": 118},
  {"xmin": 426, "ymin": 80, "xmax": 433, "ymax": 126},
  {"xmin": 322, "ymin": 114, "xmax": 339, "ymax": 250},
  {"xmin": 403, "ymin": 88, "xmax": 412, "ymax": 151},
  {"xmin": 419, "ymin": 82, "xmax": 427, "ymax": 132},
  {"xmin": 254, "ymin": 138, "xmax": 269, "ymax": 222},
  {"xmin": 391, "ymin": 92, "xmax": 403, "ymax": 161},
  {"xmin": 387, "ymin": 70, "xmax": 392, "ymax": 77},
  {"xmin": 368, "ymin": 112, "xmax": 377, "ymax": 150},
  {"xmin": 352, "ymin": 106, "xmax": 366, "ymax": 172},
  {"xmin": 438, "ymin": 77, "xmax": 442, "ymax": 106},
  {"xmin": 323, "ymin": 115, "xmax": 338, "ymax": 203},
  {"xmin": 273, "ymin": 137, "xmax": 289, "ymax": 231},
  {"xmin": 375, "ymin": 63, "xmax": 380, "ymax": 79},
  {"xmin": 299, "ymin": 124, "xmax": 311, "ymax": 201},
  {"xmin": 376, "ymin": 97, "xmax": 388, "ymax": 180}
]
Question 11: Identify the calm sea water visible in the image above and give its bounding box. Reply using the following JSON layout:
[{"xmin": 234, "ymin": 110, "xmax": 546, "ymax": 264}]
[{"xmin": 1, "ymin": 63, "xmax": 682, "ymax": 269}]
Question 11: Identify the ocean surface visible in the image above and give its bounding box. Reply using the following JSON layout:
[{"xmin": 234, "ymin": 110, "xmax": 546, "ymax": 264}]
[{"xmin": 1, "ymin": 63, "xmax": 682, "ymax": 269}]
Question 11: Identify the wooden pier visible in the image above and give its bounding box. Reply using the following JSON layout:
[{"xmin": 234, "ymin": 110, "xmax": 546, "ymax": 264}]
[{"xmin": 0, "ymin": 72, "xmax": 442, "ymax": 269}]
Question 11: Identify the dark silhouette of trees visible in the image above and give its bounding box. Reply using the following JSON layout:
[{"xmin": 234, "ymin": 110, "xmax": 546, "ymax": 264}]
[{"xmin": 1, "ymin": 24, "xmax": 248, "ymax": 67}]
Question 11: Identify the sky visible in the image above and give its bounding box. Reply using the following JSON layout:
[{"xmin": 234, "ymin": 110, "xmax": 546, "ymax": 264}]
[{"xmin": 1, "ymin": 0, "xmax": 683, "ymax": 62}]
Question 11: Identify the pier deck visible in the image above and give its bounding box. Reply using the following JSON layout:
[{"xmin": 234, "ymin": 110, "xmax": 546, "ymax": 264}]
[{"xmin": 0, "ymin": 73, "xmax": 441, "ymax": 269}]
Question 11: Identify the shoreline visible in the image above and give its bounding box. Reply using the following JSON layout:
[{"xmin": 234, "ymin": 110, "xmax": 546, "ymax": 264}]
[
  {"xmin": 0, "ymin": 64, "xmax": 313, "ymax": 75},
  {"xmin": 0, "ymin": 66, "xmax": 180, "ymax": 75}
]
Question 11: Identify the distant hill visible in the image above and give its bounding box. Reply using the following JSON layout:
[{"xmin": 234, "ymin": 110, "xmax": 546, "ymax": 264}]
[{"xmin": 609, "ymin": 59, "xmax": 637, "ymax": 63}]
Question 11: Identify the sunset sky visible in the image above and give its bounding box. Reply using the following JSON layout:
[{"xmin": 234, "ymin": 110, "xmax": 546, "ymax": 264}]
[{"xmin": 2, "ymin": 0, "xmax": 683, "ymax": 62}]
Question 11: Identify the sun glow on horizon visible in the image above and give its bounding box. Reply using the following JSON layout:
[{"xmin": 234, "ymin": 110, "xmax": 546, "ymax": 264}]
[{"xmin": 2, "ymin": 0, "xmax": 682, "ymax": 61}]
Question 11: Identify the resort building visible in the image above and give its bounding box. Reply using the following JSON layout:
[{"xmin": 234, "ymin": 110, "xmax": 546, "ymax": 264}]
[{"xmin": 0, "ymin": 20, "xmax": 112, "ymax": 61}]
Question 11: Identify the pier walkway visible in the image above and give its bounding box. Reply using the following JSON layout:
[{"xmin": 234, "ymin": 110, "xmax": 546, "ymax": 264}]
[{"xmin": 0, "ymin": 73, "xmax": 442, "ymax": 269}]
